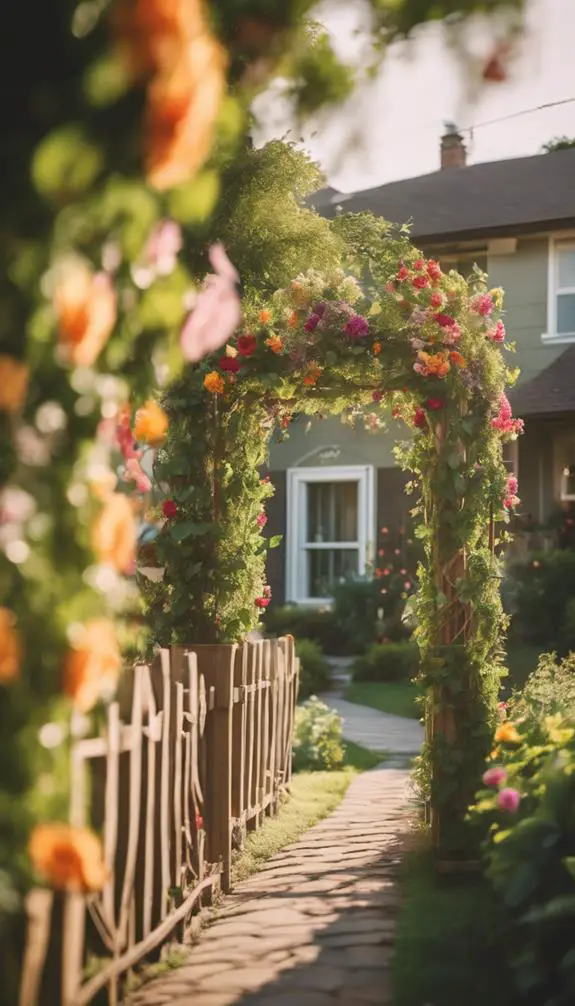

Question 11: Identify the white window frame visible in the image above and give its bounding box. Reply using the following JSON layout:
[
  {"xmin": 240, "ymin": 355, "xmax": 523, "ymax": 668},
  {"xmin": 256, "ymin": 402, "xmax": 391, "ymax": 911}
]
[
  {"xmin": 286, "ymin": 465, "xmax": 375, "ymax": 606},
  {"xmin": 544, "ymin": 234, "xmax": 575, "ymax": 344}
]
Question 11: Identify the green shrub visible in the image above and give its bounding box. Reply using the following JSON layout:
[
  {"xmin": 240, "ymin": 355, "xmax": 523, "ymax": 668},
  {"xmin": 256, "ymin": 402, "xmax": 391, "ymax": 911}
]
[
  {"xmin": 351, "ymin": 642, "xmax": 419, "ymax": 683},
  {"xmin": 296, "ymin": 638, "xmax": 331, "ymax": 700},
  {"xmin": 292, "ymin": 697, "xmax": 344, "ymax": 772},
  {"xmin": 508, "ymin": 550, "xmax": 575, "ymax": 651},
  {"xmin": 509, "ymin": 650, "xmax": 575, "ymax": 734},
  {"xmin": 263, "ymin": 605, "xmax": 350, "ymax": 655},
  {"xmin": 470, "ymin": 712, "xmax": 575, "ymax": 1006}
]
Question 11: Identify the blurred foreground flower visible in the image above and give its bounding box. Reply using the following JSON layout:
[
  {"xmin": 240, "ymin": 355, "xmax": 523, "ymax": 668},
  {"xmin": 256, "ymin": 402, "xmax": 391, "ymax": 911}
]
[
  {"xmin": 54, "ymin": 263, "xmax": 117, "ymax": 367},
  {"xmin": 0, "ymin": 608, "xmax": 22, "ymax": 683},
  {"xmin": 181, "ymin": 243, "xmax": 241, "ymax": 362},
  {"xmin": 134, "ymin": 399, "xmax": 168, "ymax": 445},
  {"xmin": 28, "ymin": 823, "xmax": 107, "ymax": 892},
  {"xmin": 91, "ymin": 492, "xmax": 137, "ymax": 573},
  {"xmin": 0, "ymin": 356, "xmax": 29, "ymax": 414},
  {"xmin": 63, "ymin": 619, "xmax": 122, "ymax": 712}
]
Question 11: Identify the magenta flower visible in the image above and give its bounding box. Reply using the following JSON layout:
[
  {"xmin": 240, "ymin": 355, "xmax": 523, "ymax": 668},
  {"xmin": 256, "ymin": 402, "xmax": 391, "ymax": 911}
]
[
  {"xmin": 304, "ymin": 313, "xmax": 321, "ymax": 332},
  {"xmin": 257, "ymin": 513, "xmax": 267, "ymax": 528},
  {"xmin": 344, "ymin": 314, "xmax": 369, "ymax": 338},
  {"xmin": 470, "ymin": 292, "xmax": 495, "ymax": 317},
  {"xmin": 483, "ymin": 766, "xmax": 507, "ymax": 788},
  {"xmin": 487, "ymin": 320, "xmax": 506, "ymax": 343},
  {"xmin": 496, "ymin": 787, "xmax": 521, "ymax": 813},
  {"xmin": 145, "ymin": 219, "xmax": 182, "ymax": 276},
  {"xmin": 492, "ymin": 393, "xmax": 524, "ymax": 436},
  {"xmin": 180, "ymin": 244, "xmax": 242, "ymax": 363}
]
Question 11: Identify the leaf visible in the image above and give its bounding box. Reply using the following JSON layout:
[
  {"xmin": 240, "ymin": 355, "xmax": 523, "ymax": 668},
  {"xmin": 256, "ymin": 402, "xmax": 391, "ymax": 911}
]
[
  {"xmin": 32, "ymin": 125, "xmax": 103, "ymax": 200},
  {"xmin": 169, "ymin": 521, "xmax": 216, "ymax": 543},
  {"xmin": 168, "ymin": 170, "xmax": 221, "ymax": 225},
  {"xmin": 84, "ymin": 53, "xmax": 130, "ymax": 108},
  {"xmin": 268, "ymin": 535, "xmax": 283, "ymax": 549}
]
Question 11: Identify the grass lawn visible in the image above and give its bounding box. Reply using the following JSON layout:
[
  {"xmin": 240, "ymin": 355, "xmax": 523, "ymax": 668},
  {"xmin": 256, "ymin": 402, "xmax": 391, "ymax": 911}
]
[
  {"xmin": 345, "ymin": 680, "xmax": 421, "ymax": 719},
  {"xmin": 343, "ymin": 739, "xmax": 387, "ymax": 770},
  {"xmin": 392, "ymin": 848, "xmax": 513, "ymax": 1006},
  {"xmin": 231, "ymin": 767, "xmax": 356, "ymax": 883}
]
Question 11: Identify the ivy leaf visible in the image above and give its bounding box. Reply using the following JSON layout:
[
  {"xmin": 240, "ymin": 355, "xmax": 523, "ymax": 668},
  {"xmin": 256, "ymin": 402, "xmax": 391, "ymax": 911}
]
[
  {"xmin": 447, "ymin": 452, "xmax": 462, "ymax": 470},
  {"xmin": 268, "ymin": 535, "xmax": 283, "ymax": 549},
  {"xmin": 169, "ymin": 521, "xmax": 216, "ymax": 543}
]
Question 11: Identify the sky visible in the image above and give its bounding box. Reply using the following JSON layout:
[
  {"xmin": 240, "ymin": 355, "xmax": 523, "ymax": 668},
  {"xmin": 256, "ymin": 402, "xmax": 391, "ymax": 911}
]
[{"xmin": 252, "ymin": 0, "xmax": 575, "ymax": 194}]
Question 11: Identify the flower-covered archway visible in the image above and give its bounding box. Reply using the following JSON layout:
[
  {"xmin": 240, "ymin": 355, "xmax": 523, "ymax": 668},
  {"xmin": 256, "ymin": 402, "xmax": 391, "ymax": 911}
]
[{"xmin": 139, "ymin": 245, "xmax": 523, "ymax": 853}]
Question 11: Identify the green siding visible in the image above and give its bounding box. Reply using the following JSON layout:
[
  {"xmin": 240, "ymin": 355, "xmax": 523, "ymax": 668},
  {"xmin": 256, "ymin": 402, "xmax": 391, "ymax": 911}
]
[
  {"xmin": 487, "ymin": 238, "xmax": 564, "ymax": 385},
  {"xmin": 268, "ymin": 413, "xmax": 404, "ymax": 471}
]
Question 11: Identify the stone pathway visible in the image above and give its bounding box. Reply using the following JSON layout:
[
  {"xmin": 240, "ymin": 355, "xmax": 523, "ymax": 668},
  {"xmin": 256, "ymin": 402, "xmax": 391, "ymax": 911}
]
[
  {"xmin": 324, "ymin": 696, "xmax": 423, "ymax": 759},
  {"xmin": 130, "ymin": 767, "xmax": 412, "ymax": 1006}
]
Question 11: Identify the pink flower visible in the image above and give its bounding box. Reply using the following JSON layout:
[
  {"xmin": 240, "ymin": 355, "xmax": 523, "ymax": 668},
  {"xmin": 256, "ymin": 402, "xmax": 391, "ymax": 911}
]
[
  {"xmin": 411, "ymin": 337, "xmax": 426, "ymax": 350},
  {"xmin": 414, "ymin": 258, "xmax": 425, "ymax": 271},
  {"xmin": 430, "ymin": 291, "xmax": 444, "ymax": 308},
  {"xmin": 483, "ymin": 766, "xmax": 507, "ymax": 788},
  {"xmin": 427, "ymin": 260, "xmax": 442, "ymax": 282},
  {"xmin": 163, "ymin": 499, "xmax": 177, "ymax": 519},
  {"xmin": 506, "ymin": 475, "xmax": 518, "ymax": 497},
  {"xmin": 180, "ymin": 244, "xmax": 241, "ymax": 363},
  {"xmin": 397, "ymin": 265, "xmax": 410, "ymax": 282},
  {"xmin": 304, "ymin": 313, "xmax": 321, "ymax": 332},
  {"xmin": 257, "ymin": 513, "xmax": 267, "ymax": 528},
  {"xmin": 441, "ymin": 323, "xmax": 461, "ymax": 345},
  {"xmin": 125, "ymin": 457, "xmax": 152, "ymax": 493},
  {"xmin": 413, "ymin": 408, "xmax": 427, "ymax": 429},
  {"xmin": 492, "ymin": 394, "xmax": 524, "ymax": 436},
  {"xmin": 470, "ymin": 292, "xmax": 494, "ymax": 317},
  {"xmin": 404, "ymin": 581, "xmax": 411, "ymax": 590},
  {"xmin": 412, "ymin": 274, "xmax": 429, "ymax": 290},
  {"xmin": 487, "ymin": 320, "xmax": 506, "ymax": 343},
  {"xmin": 344, "ymin": 314, "xmax": 369, "ymax": 338},
  {"xmin": 498, "ymin": 701, "xmax": 508, "ymax": 721},
  {"xmin": 144, "ymin": 219, "xmax": 182, "ymax": 276},
  {"xmin": 195, "ymin": 813, "xmax": 204, "ymax": 831},
  {"xmin": 255, "ymin": 586, "xmax": 272, "ymax": 608},
  {"xmin": 497, "ymin": 787, "xmax": 521, "ymax": 813}
]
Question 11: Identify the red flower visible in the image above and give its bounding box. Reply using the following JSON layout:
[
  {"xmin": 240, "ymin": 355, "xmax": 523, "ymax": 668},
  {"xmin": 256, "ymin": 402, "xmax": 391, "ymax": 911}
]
[
  {"xmin": 427, "ymin": 260, "xmax": 442, "ymax": 282},
  {"xmin": 413, "ymin": 408, "xmax": 427, "ymax": 429},
  {"xmin": 237, "ymin": 334, "xmax": 257, "ymax": 356},
  {"xmin": 304, "ymin": 313, "xmax": 321, "ymax": 332},
  {"xmin": 255, "ymin": 596, "xmax": 270, "ymax": 608},
  {"xmin": 163, "ymin": 499, "xmax": 177, "ymax": 519},
  {"xmin": 412, "ymin": 274, "xmax": 429, "ymax": 289},
  {"xmin": 391, "ymin": 407, "xmax": 400, "ymax": 419},
  {"xmin": 433, "ymin": 313, "xmax": 457, "ymax": 328},
  {"xmin": 219, "ymin": 355, "xmax": 241, "ymax": 373},
  {"xmin": 397, "ymin": 265, "xmax": 410, "ymax": 282},
  {"xmin": 414, "ymin": 258, "xmax": 425, "ymax": 271},
  {"xmin": 425, "ymin": 398, "xmax": 444, "ymax": 411},
  {"xmin": 372, "ymin": 389, "xmax": 383, "ymax": 402},
  {"xmin": 257, "ymin": 513, "xmax": 267, "ymax": 528},
  {"xmin": 430, "ymin": 292, "xmax": 443, "ymax": 308},
  {"xmin": 195, "ymin": 813, "xmax": 204, "ymax": 831},
  {"xmin": 261, "ymin": 475, "xmax": 271, "ymax": 484}
]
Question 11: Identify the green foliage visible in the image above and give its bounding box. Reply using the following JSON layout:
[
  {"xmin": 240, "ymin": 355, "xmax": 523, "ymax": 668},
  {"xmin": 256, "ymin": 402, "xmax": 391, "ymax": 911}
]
[
  {"xmin": 292, "ymin": 697, "xmax": 345, "ymax": 772},
  {"xmin": 508, "ymin": 550, "xmax": 575, "ymax": 651},
  {"xmin": 542, "ymin": 136, "xmax": 575, "ymax": 153},
  {"xmin": 263, "ymin": 604, "xmax": 349, "ymax": 655},
  {"xmin": 470, "ymin": 714, "xmax": 575, "ymax": 1006},
  {"xmin": 295, "ymin": 638, "xmax": 331, "ymax": 699},
  {"xmin": 509, "ymin": 650, "xmax": 575, "ymax": 737},
  {"xmin": 351, "ymin": 641, "xmax": 420, "ymax": 683}
]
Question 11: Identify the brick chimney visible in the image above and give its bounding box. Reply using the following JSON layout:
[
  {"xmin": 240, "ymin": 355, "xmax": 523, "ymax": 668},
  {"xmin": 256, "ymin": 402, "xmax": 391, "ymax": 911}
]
[{"xmin": 440, "ymin": 122, "xmax": 466, "ymax": 169}]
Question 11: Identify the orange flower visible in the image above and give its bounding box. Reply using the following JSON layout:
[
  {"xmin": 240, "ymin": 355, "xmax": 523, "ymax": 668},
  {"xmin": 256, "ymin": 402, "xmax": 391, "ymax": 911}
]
[
  {"xmin": 372, "ymin": 342, "xmax": 382, "ymax": 356},
  {"xmin": 54, "ymin": 264, "xmax": 117, "ymax": 368},
  {"xmin": 204, "ymin": 371, "xmax": 225, "ymax": 394},
  {"xmin": 28, "ymin": 823, "xmax": 107, "ymax": 892},
  {"xmin": 265, "ymin": 335, "xmax": 283, "ymax": 354},
  {"xmin": 114, "ymin": 0, "xmax": 206, "ymax": 78},
  {"xmin": 417, "ymin": 351, "xmax": 451, "ymax": 379},
  {"xmin": 449, "ymin": 351, "xmax": 467, "ymax": 368},
  {"xmin": 63, "ymin": 619, "xmax": 122, "ymax": 712},
  {"xmin": 287, "ymin": 310, "xmax": 299, "ymax": 329},
  {"xmin": 91, "ymin": 493, "xmax": 137, "ymax": 573},
  {"xmin": 134, "ymin": 399, "xmax": 168, "ymax": 445},
  {"xmin": 303, "ymin": 365, "xmax": 322, "ymax": 387},
  {"xmin": 0, "ymin": 357, "xmax": 29, "ymax": 414},
  {"xmin": 145, "ymin": 36, "xmax": 227, "ymax": 190},
  {"xmin": 494, "ymin": 722, "xmax": 521, "ymax": 744},
  {"xmin": 0, "ymin": 608, "xmax": 22, "ymax": 683},
  {"xmin": 259, "ymin": 309, "xmax": 272, "ymax": 324}
]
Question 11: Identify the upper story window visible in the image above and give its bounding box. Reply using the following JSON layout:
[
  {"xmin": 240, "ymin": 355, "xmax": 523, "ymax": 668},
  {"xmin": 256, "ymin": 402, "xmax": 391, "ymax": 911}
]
[{"xmin": 545, "ymin": 238, "xmax": 575, "ymax": 342}]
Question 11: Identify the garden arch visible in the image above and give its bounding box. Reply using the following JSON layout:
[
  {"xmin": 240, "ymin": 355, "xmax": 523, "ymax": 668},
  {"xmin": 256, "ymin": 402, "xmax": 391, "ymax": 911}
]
[{"xmin": 146, "ymin": 254, "xmax": 523, "ymax": 855}]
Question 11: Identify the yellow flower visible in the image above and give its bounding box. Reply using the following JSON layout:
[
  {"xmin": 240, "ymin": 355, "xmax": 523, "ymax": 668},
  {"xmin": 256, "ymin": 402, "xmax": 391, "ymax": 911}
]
[
  {"xmin": 494, "ymin": 722, "xmax": 521, "ymax": 744},
  {"xmin": 28, "ymin": 823, "xmax": 108, "ymax": 892},
  {"xmin": 0, "ymin": 357, "xmax": 29, "ymax": 414},
  {"xmin": 91, "ymin": 493, "xmax": 137, "ymax": 573},
  {"xmin": 225, "ymin": 344, "xmax": 238, "ymax": 358},
  {"xmin": 204, "ymin": 371, "xmax": 225, "ymax": 394},
  {"xmin": 54, "ymin": 263, "xmax": 117, "ymax": 368},
  {"xmin": 134, "ymin": 399, "xmax": 168, "ymax": 445},
  {"xmin": 0, "ymin": 608, "xmax": 22, "ymax": 683},
  {"xmin": 63, "ymin": 619, "xmax": 122, "ymax": 712},
  {"xmin": 265, "ymin": 335, "xmax": 283, "ymax": 354}
]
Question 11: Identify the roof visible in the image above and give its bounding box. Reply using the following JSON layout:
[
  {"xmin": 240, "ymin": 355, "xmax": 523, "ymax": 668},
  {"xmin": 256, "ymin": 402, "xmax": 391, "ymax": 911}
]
[
  {"xmin": 510, "ymin": 346, "xmax": 575, "ymax": 416},
  {"xmin": 312, "ymin": 149, "xmax": 575, "ymax": 242}
]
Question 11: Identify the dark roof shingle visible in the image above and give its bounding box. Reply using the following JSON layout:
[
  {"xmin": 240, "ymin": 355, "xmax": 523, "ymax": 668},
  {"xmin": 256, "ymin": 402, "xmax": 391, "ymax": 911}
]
[
  {"xmin": 315, "ymin": 149, "xmax": 575, "ymax": 242},
  {"xmin": 510, "ymin": 346, "xmax": 575, "ymax": 416}
]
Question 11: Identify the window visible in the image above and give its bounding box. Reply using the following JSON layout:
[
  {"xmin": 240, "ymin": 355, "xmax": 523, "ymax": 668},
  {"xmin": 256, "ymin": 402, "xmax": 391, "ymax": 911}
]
[
  {"xmin": 286, "ymin": 465, "xmax": 375, "ymax": 604},
  {"xmin": 546, "ymin": 239, "xmax": 575, "ymax": 342}
]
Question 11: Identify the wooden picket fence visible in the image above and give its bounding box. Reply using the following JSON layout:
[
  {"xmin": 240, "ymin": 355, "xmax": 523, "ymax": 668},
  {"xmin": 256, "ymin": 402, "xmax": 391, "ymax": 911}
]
[{"xmin": 19, "ymin": 637, "xmax": 299, "ymax": 1006}]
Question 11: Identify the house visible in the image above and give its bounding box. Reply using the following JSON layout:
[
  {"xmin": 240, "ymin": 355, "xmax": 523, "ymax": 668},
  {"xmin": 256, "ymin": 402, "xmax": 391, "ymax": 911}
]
[{"xmin": 264, "ymin": 128, "xmax": 575, "ymax": 606}]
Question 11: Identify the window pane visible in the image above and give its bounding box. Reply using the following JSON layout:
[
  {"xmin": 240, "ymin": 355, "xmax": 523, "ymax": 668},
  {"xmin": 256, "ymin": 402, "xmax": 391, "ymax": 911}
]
[
  {"xmin": 558, "ymin": 246, "xmax": 575, "ymax": 289},
  {"xmin": 307, "ymin": 482, "xmax": 358, "ymax": 542},
  {"xmin": 557, "ymin": 293, "xmax": 575, "ymax": 334},
  {"xmin": 307, "ymin": 548, "xmax": 359, "ymax": 597}
]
